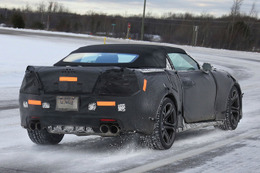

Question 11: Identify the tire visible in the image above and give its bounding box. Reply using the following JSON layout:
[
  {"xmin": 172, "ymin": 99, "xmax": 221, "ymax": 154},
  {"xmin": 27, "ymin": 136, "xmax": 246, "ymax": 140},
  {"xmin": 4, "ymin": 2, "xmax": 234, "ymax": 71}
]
[
  {"xmin": 218, "ymin": 86, "xmax": 241, "ymax": 130},
  {"xmin": 143, "ymin": 98, "xmax": 177, "ymax": 150},
  {"xmin": 27, "ymin": 129, "xmax": 64, "ymax": 145}
]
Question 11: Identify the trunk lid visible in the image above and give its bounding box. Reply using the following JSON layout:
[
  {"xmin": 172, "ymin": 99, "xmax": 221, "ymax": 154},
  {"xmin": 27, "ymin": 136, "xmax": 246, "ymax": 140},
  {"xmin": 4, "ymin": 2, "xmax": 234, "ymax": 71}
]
[{"xmin": 20, "ymin": 66, "xmax": 139, "ymax": 95}]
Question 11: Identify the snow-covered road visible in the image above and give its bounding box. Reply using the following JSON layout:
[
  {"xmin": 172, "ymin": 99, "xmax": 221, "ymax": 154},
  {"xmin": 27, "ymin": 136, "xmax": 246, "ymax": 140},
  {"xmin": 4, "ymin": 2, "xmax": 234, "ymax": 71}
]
[{"xmin": 0, "ymin": 28, "xmax": 259, "ymax": 173}]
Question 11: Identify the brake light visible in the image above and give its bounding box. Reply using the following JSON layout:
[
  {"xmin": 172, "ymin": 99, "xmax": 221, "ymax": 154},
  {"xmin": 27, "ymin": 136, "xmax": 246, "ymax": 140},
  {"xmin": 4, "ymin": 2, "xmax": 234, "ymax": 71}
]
[
  {"xmin": 100, "ymin": 119, "xmax": 116, "ymax": 122},
  {"xmin": 31, "ymin": 116, "xmax": 39, "ymax": 119}
]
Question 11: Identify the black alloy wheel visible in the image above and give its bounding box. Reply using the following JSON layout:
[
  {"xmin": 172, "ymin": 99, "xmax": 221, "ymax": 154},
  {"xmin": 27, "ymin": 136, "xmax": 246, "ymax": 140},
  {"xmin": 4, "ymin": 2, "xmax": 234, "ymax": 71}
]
[
  {"xmin": 227, "ymin": 86, "xmax": 241, "ymax": 129},
  {"xmin": 160, "ymin": 102, "xmax": 176, "ymax": 147},
  {"xmin": 217, "ymin": 86, "xmax": 241, "ymax": 130},
  {"xmin": 147, "ymin": 98, "xmax": 177, "ymax": 150}
]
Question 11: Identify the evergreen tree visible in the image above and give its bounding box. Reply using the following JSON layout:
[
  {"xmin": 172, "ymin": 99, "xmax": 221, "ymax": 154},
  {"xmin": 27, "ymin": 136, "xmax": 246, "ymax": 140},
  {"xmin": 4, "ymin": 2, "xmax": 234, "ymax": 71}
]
[{"xmin": 11, "ymin": 13, "xmax": 25, "ymax": 28}]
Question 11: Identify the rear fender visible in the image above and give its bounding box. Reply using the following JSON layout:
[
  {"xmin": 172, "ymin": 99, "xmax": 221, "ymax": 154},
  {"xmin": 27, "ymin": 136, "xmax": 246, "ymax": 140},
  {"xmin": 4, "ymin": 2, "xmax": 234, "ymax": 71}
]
[{"xmin": 134, "ymin": 70, "xmax": 181, "ymax": 134}]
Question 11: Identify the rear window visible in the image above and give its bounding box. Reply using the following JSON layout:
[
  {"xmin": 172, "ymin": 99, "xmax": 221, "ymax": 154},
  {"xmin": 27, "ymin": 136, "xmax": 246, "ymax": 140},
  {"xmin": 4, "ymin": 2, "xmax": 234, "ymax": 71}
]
[{"xmin": 63, "ymin": 53, "xmax": 139, "ymax": 64}]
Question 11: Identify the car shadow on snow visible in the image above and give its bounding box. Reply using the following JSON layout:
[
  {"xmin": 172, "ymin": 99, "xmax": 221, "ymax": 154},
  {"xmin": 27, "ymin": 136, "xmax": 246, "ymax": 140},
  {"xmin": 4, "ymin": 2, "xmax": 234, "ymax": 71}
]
[
  {"xmin": 30, "ymin": 127, "xmax": 220, "ymax": 153},
  {"xmin": 176, "ymin": 127, "xmax": 217, "ymax": 140},
  {"xmin": 31, "ymin": 134, "xmax": 145, "ymax": 153}
]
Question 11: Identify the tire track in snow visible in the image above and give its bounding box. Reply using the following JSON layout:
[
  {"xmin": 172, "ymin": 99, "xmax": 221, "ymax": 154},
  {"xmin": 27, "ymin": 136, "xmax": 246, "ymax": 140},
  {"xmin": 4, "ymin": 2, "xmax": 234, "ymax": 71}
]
[
  {"xmin": 0, "ymin": 100, "xmax": 19, "ymax": 111},
  {"xmin": 121, "ymin": 130, "xmax": 260, "ymax": 173}
]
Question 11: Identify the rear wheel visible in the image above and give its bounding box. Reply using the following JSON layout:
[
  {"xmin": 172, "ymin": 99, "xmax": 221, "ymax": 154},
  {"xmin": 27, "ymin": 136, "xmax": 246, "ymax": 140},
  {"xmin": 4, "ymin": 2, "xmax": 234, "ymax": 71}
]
[
  {"xmin": 218, "ymin": 86, "xmax": 241, "ymax": 130},
  {"xmin": 27, "ymin": 129, "xmax": 64, "ymax": 145},
  {"xmin": 143, "ymin": 98, "xmax": 177, "ymax": 150}
]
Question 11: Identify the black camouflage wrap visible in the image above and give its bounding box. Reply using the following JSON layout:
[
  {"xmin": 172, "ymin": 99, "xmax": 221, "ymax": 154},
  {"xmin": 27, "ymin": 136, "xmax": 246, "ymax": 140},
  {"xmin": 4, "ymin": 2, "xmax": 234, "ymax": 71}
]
[{"xmin": 19, "ymin": 44, "xmax": 242, "ymax": 135}]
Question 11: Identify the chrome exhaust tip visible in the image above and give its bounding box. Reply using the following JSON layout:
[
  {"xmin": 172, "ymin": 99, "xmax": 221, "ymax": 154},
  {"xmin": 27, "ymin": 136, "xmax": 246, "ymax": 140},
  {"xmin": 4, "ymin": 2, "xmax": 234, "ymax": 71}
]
[
  {"xmin": 35, "ymin": 122, "xmax": 41, "ymax": 130},
  {"xmin": 110, "ymin": 125, "xmax": 119, "ymax": 134},
  {"xmin": 29, "ymin": 122, "xmax": 36, "ymax": 130},
  {"xmin": 100, "ymin": 125, "xmax": 109, "ymax": 133}
]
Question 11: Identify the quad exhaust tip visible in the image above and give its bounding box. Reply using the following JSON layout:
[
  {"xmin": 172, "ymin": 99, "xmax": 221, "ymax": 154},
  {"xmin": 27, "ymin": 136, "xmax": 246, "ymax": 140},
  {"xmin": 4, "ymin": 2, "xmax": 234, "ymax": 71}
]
[
  {"xmin": 100, "ymin": 124, "xmax": 109, "ymax": 133},
  {"xmin": 29, "ymin": 122, "xmax": 41, "ymax": 130},
  {"xmin": 100, "ymin": 124, "xmax": 120, "ymax": 134},
  {"xmin": 110, "ymin": 125, "xmax": 119, "ymax": 134},
  {"xmin": 29, "ymin": 122, "xmax": 36, "ymax": 130},
  {"xmin": 36, "ymin": 122, "xmax": 41, "ymax": 130}
]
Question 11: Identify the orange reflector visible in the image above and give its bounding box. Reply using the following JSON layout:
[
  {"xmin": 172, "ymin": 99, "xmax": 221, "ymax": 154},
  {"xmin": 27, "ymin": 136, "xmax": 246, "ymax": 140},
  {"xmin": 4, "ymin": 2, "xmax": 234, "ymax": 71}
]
[
  {"xmin": 143, "ymin": 79, "xmax": 147, "ymax": 92},
  {"xmin": 28, "ymin": 100, "xmax": 42, "ymax": 105},
  {"xmin": 59, "ymin": 77, "xmax": 78, "ymax": 82},
  {"xmin": 97, "ymin": 101, "xmax": 116, "ymax": 106}
]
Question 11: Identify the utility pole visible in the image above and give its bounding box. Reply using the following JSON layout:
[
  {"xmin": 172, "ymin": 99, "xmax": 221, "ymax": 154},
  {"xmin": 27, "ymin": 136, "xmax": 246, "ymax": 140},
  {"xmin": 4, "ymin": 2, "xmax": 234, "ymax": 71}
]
[
  {"xmin": 192, "ymin": 26, "xmax": 199, "ymax": 46},
  {"xmin": 126, "ymin": 23, "xmax": 131, "ymax": 39},
  {"xmin": 112, "ymin": 23, "xmax": 116, "ymax": 37},
  {"xmin": 141, "ymin": 0, "xmax": 146, "ymax": 40}
]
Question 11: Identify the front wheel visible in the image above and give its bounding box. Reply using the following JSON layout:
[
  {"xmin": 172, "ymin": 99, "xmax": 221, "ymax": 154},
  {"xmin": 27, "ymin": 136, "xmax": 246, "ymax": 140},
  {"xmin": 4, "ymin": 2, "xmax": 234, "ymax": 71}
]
[
  {"xmin": 144, "ymin": 98, "xmax": 177, "ymax": 150},
  {"xmin": 218, "ymin": 86, "xmax": 241, "ymax": 130},
  {"xmin": 27, "ymin": 129, "xmax": 64, "ymax": 145}
]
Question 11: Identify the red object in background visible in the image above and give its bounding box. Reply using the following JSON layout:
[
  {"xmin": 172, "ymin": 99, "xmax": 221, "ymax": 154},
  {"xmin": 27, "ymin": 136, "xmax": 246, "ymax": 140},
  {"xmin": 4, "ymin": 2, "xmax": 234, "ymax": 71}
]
[{"xmin": 128, "ymin": 23, "xmax": 131, "ymax": 29}]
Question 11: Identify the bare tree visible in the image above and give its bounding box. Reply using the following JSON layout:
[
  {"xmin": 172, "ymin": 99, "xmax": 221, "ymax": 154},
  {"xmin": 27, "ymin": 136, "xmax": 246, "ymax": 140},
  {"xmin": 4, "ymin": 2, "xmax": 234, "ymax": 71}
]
[
  {"xmin": 37, "ymin": 2, "xmax": 46, "ymax": 24},
  {"xmin": 37, "ymin": 2, "xmax": 46, "ymax": 13},
  {"xmin": 249, "ymin": 1, "xmax": 258, "ymax": 18},
  {"xmin": 46, "ymin": 2, "xmax": 54, "ymax": 30},
  {"xmin": 229, "ymin": 0, "xmax": 244, "ymax": 49},
  {"xmin": 52, "ymin": 2, "xmax": 59, "ymax": 13},
  {"xmin": 24, "ymin": 3, "xmax": 32, "ymax": 13},
  {"xmin": 231, "ymin": 0, "xmax": 244, "ymax": 16},
  {"xmin": 248, "ymin": 1, "xmax": 258, "ymax": 50},
  {"xmin": 48, "ymin": 2, "xmax": 54, "ymax": 12},
  {"xmin": 1, "ymin": 1, "xmax": 259, "ymax": 51}
]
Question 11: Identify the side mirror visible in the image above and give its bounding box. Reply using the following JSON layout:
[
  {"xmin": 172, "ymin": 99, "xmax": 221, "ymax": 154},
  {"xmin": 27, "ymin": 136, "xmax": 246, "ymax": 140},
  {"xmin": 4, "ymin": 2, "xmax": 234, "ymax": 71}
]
[{"xmin": 202, "ymin": 63, "xmax": 212, "ymax": 72}]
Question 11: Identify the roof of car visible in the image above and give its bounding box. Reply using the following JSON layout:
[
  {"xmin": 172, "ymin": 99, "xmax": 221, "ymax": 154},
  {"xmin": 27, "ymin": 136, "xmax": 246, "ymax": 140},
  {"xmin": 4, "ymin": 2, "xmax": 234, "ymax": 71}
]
[
  {"xmin": 54, "ymin": 44, "xmax": 187, "ymax": 68},
  {"xmin": 72, "ymin": 44, "xmax": 186, "ymax": 54}
]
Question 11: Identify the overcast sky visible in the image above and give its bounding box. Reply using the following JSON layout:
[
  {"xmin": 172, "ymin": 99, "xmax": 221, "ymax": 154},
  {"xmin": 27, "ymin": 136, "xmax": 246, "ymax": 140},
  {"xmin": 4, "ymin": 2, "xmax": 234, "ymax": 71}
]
[{"xmin": 0, "ymin": 0, "xmax": 258, "ymax": 17}]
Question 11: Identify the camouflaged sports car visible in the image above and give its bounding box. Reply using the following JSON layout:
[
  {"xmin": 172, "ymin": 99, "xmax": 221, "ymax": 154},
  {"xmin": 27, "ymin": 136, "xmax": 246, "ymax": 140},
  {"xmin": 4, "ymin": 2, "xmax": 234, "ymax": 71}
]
[{"xmin": 19, "ymin": 44, "xmax": 243, "ymax": 150}]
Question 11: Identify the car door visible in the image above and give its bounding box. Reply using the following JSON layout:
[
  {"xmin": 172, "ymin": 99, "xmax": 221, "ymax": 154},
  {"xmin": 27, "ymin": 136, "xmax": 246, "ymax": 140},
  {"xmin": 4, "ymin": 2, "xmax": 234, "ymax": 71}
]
[{"xmin": 168, "ymin": 53, "xmax": 217, "ymax": 123}]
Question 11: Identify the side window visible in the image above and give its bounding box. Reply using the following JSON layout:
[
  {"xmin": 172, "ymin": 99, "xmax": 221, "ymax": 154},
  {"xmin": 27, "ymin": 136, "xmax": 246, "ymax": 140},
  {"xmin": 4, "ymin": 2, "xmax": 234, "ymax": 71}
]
[{"xmin": 168, "ymin": 53, "xmax": 199, "ymax": 71}]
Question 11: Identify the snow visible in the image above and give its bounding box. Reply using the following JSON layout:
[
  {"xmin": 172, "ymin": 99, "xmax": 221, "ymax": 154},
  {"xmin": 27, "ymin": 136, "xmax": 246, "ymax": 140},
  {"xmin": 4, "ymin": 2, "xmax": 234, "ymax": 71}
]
[
  {"xmin": 0, "ymin": 26, "xmax": 93, "ymax": 39},
  {"xmin": 180, "ymin": 138, "xmax": 260, "ymax": 173},
  {"xmin": 0, "ymin": 27, "xmax": 260, "ymax": 172}
]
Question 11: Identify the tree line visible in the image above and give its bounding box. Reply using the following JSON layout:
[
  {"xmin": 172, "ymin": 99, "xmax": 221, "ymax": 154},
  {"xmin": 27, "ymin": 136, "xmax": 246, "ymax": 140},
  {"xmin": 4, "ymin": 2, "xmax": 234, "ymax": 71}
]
[{"xmin": 0, "ymin": 0, "xmax": 259, "ymax": 51}]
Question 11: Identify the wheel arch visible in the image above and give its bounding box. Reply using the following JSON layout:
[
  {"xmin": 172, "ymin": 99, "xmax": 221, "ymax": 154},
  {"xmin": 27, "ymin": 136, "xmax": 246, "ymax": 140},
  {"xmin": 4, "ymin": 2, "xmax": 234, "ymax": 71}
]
[
  {"xmin": 212, "ymin": 70, "xmax": 239, "ymax": 121},
  {"xmin": 227, "ymin": 74, "xmax": 243, "ymax": 120},
  {"xmin": 164, "ymin": 93, "xmax": 183, "ymax": 128},
  {"xmin": 165, "ymin": 94, "xmax": 177, "ymax": 110}
]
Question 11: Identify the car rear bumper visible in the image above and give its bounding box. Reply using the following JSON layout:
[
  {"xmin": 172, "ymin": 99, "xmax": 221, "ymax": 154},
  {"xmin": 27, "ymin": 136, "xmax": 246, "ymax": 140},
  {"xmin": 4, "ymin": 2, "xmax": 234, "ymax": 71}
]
[{"xmin": 19, "ymin": 92, "xmax": 156, "ymax": 135}]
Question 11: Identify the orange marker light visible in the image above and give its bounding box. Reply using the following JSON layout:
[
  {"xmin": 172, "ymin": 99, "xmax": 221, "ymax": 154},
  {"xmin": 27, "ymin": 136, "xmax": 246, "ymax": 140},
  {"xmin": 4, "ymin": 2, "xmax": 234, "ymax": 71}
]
[
  {"xmin": 143, "ymin": 79, "xmax": 147, "ymax": 92},
  {"xmin": 28, "ymin": 100, "xmax": 42, "ymax": 105},
  {"xmin": 97, "ymin": 101, "xmax": 116, "ymax": 106},
  {"xmin": 59, "ymin": 77, "xmax": 78, "ymax": 82}
]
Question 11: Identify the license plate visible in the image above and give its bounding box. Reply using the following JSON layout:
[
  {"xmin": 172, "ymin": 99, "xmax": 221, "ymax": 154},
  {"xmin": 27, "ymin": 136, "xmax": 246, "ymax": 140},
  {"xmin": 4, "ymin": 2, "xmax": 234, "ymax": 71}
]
[{"xmin": 56, "ymin": 96, "xmax": 79, "ymax": 111}]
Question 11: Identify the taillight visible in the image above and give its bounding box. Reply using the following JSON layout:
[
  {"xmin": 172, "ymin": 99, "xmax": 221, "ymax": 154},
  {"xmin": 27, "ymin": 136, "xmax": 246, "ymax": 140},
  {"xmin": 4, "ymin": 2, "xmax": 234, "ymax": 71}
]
[
  {"xmin": 95, "ymin": 68, "xmax": 139, "ymax": 96},
  {"xmin": 20, "ymin": 66, "xmax": 42, "ymax": 95}
]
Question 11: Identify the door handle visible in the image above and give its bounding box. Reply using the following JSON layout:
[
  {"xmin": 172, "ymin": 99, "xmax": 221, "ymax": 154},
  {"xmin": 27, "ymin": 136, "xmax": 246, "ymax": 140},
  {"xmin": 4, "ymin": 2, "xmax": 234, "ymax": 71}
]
[{"xmin": 181, "ymin": 78, "xmax": 195, "ymax": 88}]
